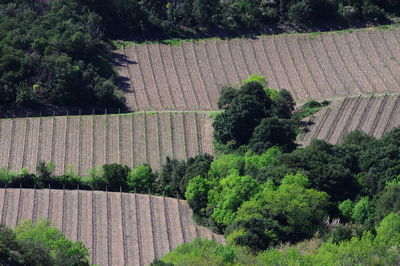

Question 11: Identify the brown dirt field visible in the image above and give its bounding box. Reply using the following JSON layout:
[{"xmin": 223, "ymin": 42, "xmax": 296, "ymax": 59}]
[
  {"xmin": 152, "ymin": 196, "xmax": 171, "ymax": 257},
  {"xmin": 107, "ymin": 115, "xmax": 120, "ymax": 165},
  {"xmin": 136, "ymin": 193, "xmax": 156, "ymax": 264},
  {"xmin": 203, "ymin": 41, "xmax": 229, "ymax": 87},
  {"xmin": 172, "ymin": 45, "xmax": 200, "ymax": 109},
  {"xmin": 300, "ymin": 95, "xmax": 400, "ymax": 146},
  {"xmin": 93, "ymin": 115, "xmax": 107, "ymax": 168},
  {"xmin": 17, "ymin": 189, "xmax": 35, "ymax": 224},
  {"xmin": 109, "ymin": 192, "xmax": 125, "ymax": 265},
  {"xmin": 171, "ymin": 113, "xmax": 188, "ymax": 161},
  {"xmin": 51, "ymin": 117, "xmax": 67, "ymax": 176},
  {"xmin": 0, "ymin": 112, "xmax": 213, "ymax": 175},
  {"xmin": 146, "ymin": 114, "xmax": 162, "ymax": 170},
  {"xmin": 119, "ymin": 115, "xmax": 134, "ymax": 166},
  {"xmin": 93, "ymin": 191, "xmax": 109, "ymax": 265},
  {"xmin": 0, "ymin": 120, "xmax": 12, "ymax": 171},
  {"xmin": 3, "ymin": 189, "xmax": 19, "ymax": 227},
  {"xmin": 132, "ymin": 114, "xmax": 147, "ymax": 167},
  {"xmin": 159, "ymin": 45, "xmax": 187, "ymax": 109},
  {"xmin": 148, "ymin": 44, "xmax": 176, "ymax": 109},
  {"xmin": 122, "ymin": 193, "xmax": 141, "ymax": 265},
  {"xmin": 158, "ymin": 112, "xmax": 173, "ymax": 165},
  {"xmin": 9, "ymin": 119, "xmax": 26, "ymax": 171},
  {"xmin": 63, "ymin": 190, "xmax": 79, "ymax": 241},
  {"xmin": 184, "ymin": 113, "xmax": 201, "ymax": 157},
  {"xmin": 0, "ymin": 189, "xmax": 228, "ymax": 265},
  {"xmin": 117, "ymin": 27, "xmax": 400, "ymax": 111},
  {"xmin": 23, "ymin": 118, "xmax": 40, "ymax": 173},
  {"xmin": 79, "ymin": 117, "xmax": 93, "ymax": 175}
]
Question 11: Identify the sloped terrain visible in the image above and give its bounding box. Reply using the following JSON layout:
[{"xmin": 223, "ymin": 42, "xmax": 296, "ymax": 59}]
[
  {"xmin": 0, "ymin": 188, "xmax": 225, "ymax": 266},
  {"xmin": 0, "ymin": 112, "xmax": 214, "ymax": 175},
  {"xmin": 299, "ymin": 95, "xmax": 400, "ymax": 146},
  {"xmin": 117, "ymin": 27, "xmax": 400, "ymax": 111}
]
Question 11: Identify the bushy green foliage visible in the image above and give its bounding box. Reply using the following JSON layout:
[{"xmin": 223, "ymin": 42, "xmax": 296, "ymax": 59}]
[
  {"xmin": 293, "ymin": 99, "xmax": 330, "ymax": 120},
  {"xmin": 209, "ymin": 173, "xmax": 260, "ymax": 226},
  {"xmin": 374, "ymin": 185, "xmax": 400, "ymax": 222},
  {"xmin": 77, "ymin": 0, "xmax": 395, "ymax": 38},
  {"xmin": 128, "ymin": 164, "xmax": 157, "ymax": 193},
  {"xmin": 214, "ymin": 75, "xmax": 297, "ymax": 154},
  {"xmin": 0, "ymin": 220, "xmax": 89, "ymax": 266},
  {"xmin": 235, "ymin": 174, "xmax": 329, "ymax": 242},
  {"xmin": 157, "ymin": 212, "xmax": 400, "ymax": 266},
  {"xmin": 280, "ymin": 139, "xmax": 360, "ymax": 203},
  {"xmin": 161, "ymin": 238, "xmax": 236, "ymax": 266},
  {"xmin": 0, "ymin": 0, "xmax": 124, "ymax": 110},
  {"xmin": 249, "ymin": 117, "xmax": 298, "ymax": 153}
]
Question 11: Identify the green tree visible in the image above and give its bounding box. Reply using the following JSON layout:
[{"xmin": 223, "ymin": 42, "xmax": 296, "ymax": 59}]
[
  {"xmin": 128, "ymin": 164, "xmax": 157, "ymax": 193},
  {"xmin": 249, "ymin": 117, "xmax": 298, "ymax": 153},
  {"xmin": 208, "ymin": 173, "xmax": 260, "ymax": 226},
  {"xmin": 101, "ymin": 163, "xmax": 130, "ymax": 191},
  {"xmin": 14, "ymin": 220, "xmax": 90, "ymax": 265},
  {"xmin": 237, "ymin": 174, "xmax": 329, "ymax": 242}
]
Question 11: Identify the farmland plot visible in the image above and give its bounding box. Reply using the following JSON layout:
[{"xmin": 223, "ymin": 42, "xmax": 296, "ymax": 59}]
[
  {"xmin": 300, "ymin": 95, "xmax": 400, "ymax": 146},
  {"xmin": 117, "ymin": 27, "xmax": 400, "ymax": 111},
  {"xmin": 0, "ymin": 188, "xmax": 225, "ymax": 266},
  {"xmin": 0, "ymin": 112, "xmax": 214, "ymax": 175}
]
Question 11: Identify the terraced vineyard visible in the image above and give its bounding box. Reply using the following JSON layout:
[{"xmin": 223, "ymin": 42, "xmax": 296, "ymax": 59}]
[
  {"xmin": 0, "ymin": 112, "xmax": 213, "ymax": 175},
  {"xmin": 0, "ymin": 188, "xmax": 224, "ymax": 265},
  {"xmin": 117, "ymin": 27, "xmax": 400, "ymax": 111},
  {"xmin": 299, "ymin": 95, "xmax": 400, "ymax": 146}
]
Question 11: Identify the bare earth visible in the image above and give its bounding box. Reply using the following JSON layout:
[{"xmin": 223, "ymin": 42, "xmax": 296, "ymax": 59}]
[
  {"xmin": 0, "ymin": 188, "xmax": 225, "ymax": 266},
  {"xmin": 116, "ymin": 27, "xmax": 400, "ymax": 111},
  {"xmin": 0, "ymin": 112, "xmax": 214, "ymax": 175},
  {"xmin": 299, "ymin": 94, "xmax": 400, "ymax": 146}
]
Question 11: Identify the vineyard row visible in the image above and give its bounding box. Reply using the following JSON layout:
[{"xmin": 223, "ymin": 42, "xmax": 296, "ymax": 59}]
[
  {"xmin": 0, "ymin": 188, "xmax": 225, "ymax": 265},
  {"xmin": 299, "ymin": 95, "xmax": 400, "ymax": 145},
  {"xmin": 117, "ymin": 27, "xmax": 400, "ymax": 111},
  {"xmin": 0, "ymin": 112, "xmax": 214, "ymax": 176}
]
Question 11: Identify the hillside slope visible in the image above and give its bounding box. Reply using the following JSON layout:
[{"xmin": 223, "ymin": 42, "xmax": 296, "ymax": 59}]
[
  {"xmin": 0, "ymin": 188, "xmax": 225, "ymax": 266},
  {"xmin": 299, "ymin": 94, "xmax": 400, "ymax": 145},
  {"xmin": 117, "ymin": 27, "xmax": 400, "ymax": 111},
  {"xmin": 0, "ymin": 112, "xmax": 213, "ymax": 175}
]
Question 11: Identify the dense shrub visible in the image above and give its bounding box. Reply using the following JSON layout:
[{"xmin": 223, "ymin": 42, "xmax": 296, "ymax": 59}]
[
  {"xmin": 0, "ymin": 0, "xmax": 124, "ymax": 110},
  {"xmin": 0, "ymin": 220, "xmax": 90, "ymax": 266},
  {"xmin": 213, "ymin": 75, "xmax": 297, "ymax": 153}
]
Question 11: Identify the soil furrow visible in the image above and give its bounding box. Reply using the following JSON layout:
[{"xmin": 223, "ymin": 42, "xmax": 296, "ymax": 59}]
[{"xmin": 164, "ymin": 45, "xmax": 189, "ymax": 109}]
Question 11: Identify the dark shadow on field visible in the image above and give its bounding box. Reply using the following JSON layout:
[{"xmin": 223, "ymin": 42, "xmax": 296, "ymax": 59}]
[
  {"xmin": 118, "ymin": 76, "xmax": 133, "ymax": 93},
  {"xmin": 111, "ymin": 52, "xmax": 137, "ymax": 67},
  {"xmin": 300, "ymin": 121, "xmax": 315, "ymax": 134}
]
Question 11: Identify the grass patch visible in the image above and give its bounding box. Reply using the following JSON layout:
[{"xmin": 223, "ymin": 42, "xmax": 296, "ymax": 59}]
[{"xmin": 293, "ymin": 100, "xmax": 330, "ymax": 121}]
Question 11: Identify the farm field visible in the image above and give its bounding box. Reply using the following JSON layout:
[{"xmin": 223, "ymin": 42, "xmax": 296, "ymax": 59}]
[
  {"xmin": 299, "ymin": 95, "xmax": 400, "ymax": 146},
  {"xmin": 116, "ymin": 26, "xmax": 400, "ymax": 111},
  {"xmin": 0, "ymin": 188, "xmax": 225, "ymax": 265},
  {"xmin": 0, "ymin": 112, "xmax": 214, "ymax": 175}
]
